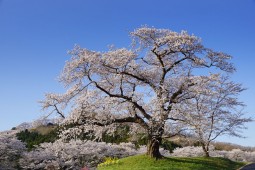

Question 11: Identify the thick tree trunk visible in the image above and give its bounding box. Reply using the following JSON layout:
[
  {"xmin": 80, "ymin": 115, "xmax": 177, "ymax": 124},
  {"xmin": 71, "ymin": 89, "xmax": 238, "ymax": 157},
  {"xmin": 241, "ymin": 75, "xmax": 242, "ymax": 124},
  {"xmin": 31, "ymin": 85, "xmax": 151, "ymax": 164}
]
[
  {"xmin": 202, "ymin": 144, "xmax": 210, "ymax": 157},
  {"xmin": 146, "ymin": 121, "xmax": 164, "ymax": 159},
  {"xmin": 147, "ymin": 135, "xmax": 162, "ymax": 159}
]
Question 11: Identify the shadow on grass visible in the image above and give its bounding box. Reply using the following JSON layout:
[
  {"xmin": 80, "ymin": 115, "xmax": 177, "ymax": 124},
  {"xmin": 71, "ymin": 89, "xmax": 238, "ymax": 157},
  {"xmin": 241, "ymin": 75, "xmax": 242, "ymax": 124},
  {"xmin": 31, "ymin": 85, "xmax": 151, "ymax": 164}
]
[{"xmin": 163, "ymin": 156, "xmax": 242, "ymax": 170}]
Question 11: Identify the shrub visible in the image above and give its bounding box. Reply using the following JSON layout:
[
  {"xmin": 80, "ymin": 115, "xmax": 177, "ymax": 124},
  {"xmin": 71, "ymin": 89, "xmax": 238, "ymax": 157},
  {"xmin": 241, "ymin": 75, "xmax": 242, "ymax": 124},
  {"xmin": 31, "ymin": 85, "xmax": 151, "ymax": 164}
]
[
  {"xmin": 16, "ymin": 128, "xmax": 59, "ymax": 150},
  {"xmin": 161, "ymin": 140, "xmax": 182, "ymax": 153}
]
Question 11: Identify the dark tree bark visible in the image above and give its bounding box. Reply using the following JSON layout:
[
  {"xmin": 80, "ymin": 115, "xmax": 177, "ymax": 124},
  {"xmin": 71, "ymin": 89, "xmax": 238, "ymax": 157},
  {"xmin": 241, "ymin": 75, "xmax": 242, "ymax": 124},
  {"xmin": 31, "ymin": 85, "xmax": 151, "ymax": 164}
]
[
  {"xmin": 202, "ymin": 143, "xmax": 210, "ymax": 157},
  {"xmin": 147, "ymin": 134, "xmax": 162, "ymax": 159},
  {"xmin": 146, "ymin": 124, "xmax": 164, "ymax": 159}
]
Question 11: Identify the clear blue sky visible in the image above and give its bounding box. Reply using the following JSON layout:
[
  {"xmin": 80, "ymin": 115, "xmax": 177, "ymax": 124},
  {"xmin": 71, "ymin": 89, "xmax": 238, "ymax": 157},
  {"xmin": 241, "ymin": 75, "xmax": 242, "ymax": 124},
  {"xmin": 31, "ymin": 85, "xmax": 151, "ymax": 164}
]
[{"xmin": 0, "ymin": 0, "xmax": 254, "ymax": 146}]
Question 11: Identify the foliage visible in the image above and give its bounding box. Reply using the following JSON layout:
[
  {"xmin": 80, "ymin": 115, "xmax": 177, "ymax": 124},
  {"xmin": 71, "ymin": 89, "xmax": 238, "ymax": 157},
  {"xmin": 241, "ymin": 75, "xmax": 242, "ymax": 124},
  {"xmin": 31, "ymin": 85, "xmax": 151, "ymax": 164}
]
[
  {"xmin": 97, "ymin": 154, "xmax": 246, "ymax": 170},
  {"xmin": 16, "ymin": 123, "xmax": 142, "ymax": 150},
  {"xmin": 101, "ymin": 124, "xmax": 130, "ymax": 144},
  {"xmin": 161, "ymin": 139, "xmax": 182, "ymax": 153},
  {"xmin": 16, "ymin": 128, "xmax": 59, "ymax": 150}
]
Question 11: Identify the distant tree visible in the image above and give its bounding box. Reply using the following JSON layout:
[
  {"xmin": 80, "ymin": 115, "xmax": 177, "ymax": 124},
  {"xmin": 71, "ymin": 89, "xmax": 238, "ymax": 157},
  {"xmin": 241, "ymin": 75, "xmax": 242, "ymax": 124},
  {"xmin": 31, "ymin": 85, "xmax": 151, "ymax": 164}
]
[
  {"xmin": 11, "ymin": 127, "xmax": 17, "ymax": 130},
  {"xmin": 174, "ymin": 75, "xmax": 252, "ymax": 157},
  {"xmin": 47, "ymin": 122, "xmax": 54, "ymax": 126},
  {"xmin": 41, "ymin": 26, "xmax": 235, "ymax": 158},
  {"xmin": 16, "ymin": 128, "xmax": 59, "ymax": 150}
]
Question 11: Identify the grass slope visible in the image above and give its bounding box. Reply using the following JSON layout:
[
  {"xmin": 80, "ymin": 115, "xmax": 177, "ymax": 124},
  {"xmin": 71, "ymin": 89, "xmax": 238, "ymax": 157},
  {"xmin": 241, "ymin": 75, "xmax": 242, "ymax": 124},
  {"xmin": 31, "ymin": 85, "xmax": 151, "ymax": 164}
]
[
  {"xmin": 98, "ymin": 154, "xmax": 246, "ymax": 170},
  {"xmin": 30, "ymin": 125, "xmax": 57, "ymax": 135}
]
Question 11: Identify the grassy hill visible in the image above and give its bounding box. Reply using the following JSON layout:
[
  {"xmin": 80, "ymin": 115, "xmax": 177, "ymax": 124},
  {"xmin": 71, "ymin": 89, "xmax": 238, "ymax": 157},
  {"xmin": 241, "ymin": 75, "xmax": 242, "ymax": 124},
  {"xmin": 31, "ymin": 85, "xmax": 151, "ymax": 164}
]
[
  {"xmin": 29, "ymin": 125, "xmax": 57, "ymax": 135},
  {"xmin": 97, "ymin": 155, "xmax": 246, "ymax": 170}
]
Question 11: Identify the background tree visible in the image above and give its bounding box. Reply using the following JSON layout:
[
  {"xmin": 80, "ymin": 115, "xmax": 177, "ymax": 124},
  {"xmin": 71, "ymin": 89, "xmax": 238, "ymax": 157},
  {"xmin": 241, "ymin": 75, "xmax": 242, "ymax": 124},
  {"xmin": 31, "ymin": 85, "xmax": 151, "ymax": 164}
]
[
  {"xmin": 41, "ymin": 27, "xmax": 235, "ymax": 158},
  {"xmin": 173, "ymin": 75, "xmax": 252, "ymax": 157}
]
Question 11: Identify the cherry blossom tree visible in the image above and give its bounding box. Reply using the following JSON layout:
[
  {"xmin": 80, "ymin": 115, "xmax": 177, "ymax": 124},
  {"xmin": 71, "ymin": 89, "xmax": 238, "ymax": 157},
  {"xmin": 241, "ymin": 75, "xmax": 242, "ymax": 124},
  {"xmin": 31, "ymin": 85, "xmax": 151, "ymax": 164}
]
[
  {"xmin": 0, "ymin": 130, "xmax": 26, "ymax": 169},
  {"xmin": 171, "ymin": 146, "xmax": 255, "ymax": 162},
  {"xmin": 41, "ymin": 27, "xmax": 235, "ymax": 158},
  {"xmin": 19, "ymin": 140, "xmax": 146, "ymax": 169},
  {"xmin": 173, "ymin": 75, "xmax": 252, "ymax": 157}
]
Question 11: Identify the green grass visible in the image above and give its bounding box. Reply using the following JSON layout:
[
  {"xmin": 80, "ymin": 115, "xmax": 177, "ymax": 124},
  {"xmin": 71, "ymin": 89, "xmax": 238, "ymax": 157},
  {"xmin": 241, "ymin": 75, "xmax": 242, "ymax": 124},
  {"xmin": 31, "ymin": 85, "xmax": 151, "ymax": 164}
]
[{"xmin": 97, "ymin": 154, "xmax": 246, "ymax": 170}]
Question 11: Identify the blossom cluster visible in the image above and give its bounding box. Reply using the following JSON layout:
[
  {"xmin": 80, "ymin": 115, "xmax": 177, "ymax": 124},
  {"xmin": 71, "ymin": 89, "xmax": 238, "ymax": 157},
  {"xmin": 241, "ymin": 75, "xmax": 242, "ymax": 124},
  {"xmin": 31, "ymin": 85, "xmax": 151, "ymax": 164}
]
[
  {"xmin": 0, "ymin": 130, "xmax": 26, "ymax": 170},
  {"xmin": 1, "ymin": 128, "xmax": 255, "ymax": 169},
  {"xmin": 171, "ymin": 146, "xmax": 255, "ymax": 162},
  {"xmin": 19, "ymin": 140, "xmax": 147, "ymax": 169}
]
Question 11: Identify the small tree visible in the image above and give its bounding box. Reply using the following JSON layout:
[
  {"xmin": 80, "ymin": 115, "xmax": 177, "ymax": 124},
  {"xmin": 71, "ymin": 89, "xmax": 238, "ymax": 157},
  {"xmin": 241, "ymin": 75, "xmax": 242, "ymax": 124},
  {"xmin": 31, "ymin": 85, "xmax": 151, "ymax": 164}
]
[
  {"xmin": 174, "ymin": 75, "xmax": 252, "ymax": 157},
  {"xmin": 41, "ymin": 27, "xmax": 235, "ymax": 158}
]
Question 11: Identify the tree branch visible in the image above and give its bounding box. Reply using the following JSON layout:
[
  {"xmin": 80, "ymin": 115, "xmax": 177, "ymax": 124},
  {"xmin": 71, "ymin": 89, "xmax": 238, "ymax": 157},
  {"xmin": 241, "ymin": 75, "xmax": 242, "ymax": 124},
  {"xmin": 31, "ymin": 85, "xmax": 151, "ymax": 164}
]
[
  {"xmin": 82, "ymin": 114, "xmax": 149, "ymax": 130},
  {"xmin": 87, "ymin": 73, "xmax": 152, "ymax": 121}
]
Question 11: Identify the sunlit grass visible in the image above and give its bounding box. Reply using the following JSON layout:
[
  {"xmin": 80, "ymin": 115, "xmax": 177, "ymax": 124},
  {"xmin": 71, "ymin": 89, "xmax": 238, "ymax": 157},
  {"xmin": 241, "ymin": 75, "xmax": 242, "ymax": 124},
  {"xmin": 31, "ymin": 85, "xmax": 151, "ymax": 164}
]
[{"xmin": 98, "ymin": 154, "xmax": 246, "ymax": 170}]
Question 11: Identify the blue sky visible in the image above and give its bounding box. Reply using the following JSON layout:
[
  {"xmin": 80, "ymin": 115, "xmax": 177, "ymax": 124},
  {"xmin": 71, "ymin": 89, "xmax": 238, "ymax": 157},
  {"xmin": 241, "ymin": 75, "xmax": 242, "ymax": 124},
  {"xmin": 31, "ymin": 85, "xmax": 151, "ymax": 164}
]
[{"xmin": 0, "ymin": 0, "xmax": 254, "ymax": 146}]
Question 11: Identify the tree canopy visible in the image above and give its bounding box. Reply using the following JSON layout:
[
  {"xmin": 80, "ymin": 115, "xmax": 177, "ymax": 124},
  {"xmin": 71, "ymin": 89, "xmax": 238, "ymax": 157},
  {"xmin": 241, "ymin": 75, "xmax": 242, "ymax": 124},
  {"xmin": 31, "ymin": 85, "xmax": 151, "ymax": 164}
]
[{"xmin": 41, "ymin": 27, "xmax": 249, "ymax": 158}]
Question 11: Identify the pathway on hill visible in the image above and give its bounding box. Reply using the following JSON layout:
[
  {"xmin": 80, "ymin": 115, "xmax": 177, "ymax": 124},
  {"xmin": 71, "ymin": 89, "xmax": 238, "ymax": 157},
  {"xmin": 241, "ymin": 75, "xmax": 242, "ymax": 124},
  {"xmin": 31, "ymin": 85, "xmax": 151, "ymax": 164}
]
[{"xmin": 240, "ymin": 163, "xmax": 255, "ymax": 170}]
